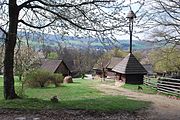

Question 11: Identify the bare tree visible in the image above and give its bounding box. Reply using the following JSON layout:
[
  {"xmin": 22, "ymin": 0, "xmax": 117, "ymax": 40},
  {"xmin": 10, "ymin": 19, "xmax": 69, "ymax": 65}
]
[
  {"xmin": 0, "ymin": 0, "xmax": 146, "ymax": 99},
  {"xmin": 143, "ymin": 0, "xmax": 180, "ymax": 45},
  {"xmin": 15, "ymin": 42, "xmax": 40, "ymax": 81}
]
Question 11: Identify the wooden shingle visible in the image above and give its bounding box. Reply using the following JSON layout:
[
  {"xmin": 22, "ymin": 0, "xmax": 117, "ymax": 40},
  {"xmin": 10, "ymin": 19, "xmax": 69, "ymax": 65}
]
[
  {"xmin": 41, "ymin": 60, "xmax": 63, "ymax": 73},
  {"xmin": 112, "ymin": 53, "xmax": 147, "ymax": 74},
  {"xmin": 143, "ymin": 64, "xmax": 153, "ymax": 75},
  {"xmin": 40, "ymin": 60, "xmax": 71, "ymax": 77}
]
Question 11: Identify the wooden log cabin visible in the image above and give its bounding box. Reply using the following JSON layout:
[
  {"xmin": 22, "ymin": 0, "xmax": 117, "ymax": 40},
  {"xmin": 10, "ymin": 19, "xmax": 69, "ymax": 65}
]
[
  {"xmin": 112, "ymin": 53, "xmax": 147, "ymax": 84},
  {"xmin": 40, "ymin": 59, "xmax": 71, "ymax": 77}
]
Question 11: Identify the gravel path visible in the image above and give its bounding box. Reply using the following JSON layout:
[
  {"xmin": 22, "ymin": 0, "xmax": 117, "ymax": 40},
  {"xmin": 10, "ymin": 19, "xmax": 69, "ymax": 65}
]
[{"xmin": 95, "ymin": 84, "xmax": 180, "ymax": 120}]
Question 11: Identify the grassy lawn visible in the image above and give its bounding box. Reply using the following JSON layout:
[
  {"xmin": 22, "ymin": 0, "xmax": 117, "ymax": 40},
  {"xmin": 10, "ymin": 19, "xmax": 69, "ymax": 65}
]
[
  {"xmin": 0, "ymin": 77, "xmax": 150, "ymax": 111},
  {"xmin": 122, "ymin": 84, "xmax": 157, "ymax": 94}
]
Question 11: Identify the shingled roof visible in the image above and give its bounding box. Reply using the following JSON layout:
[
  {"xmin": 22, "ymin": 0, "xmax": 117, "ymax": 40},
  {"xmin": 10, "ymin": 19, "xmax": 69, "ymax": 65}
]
[
  {"xmin": 40, "ymin": 60, "xmax": 67, "ymax": 73},
  {"xmin": 112, "ymin": 53, "xmax": 147, "ymax": 74},
  {"xmin": 106, "ymin": 57, "xmax": 123, "ymax": 69},
  {"xmin": 143, "ymin": 64, "xmax": 153, "ymax": 75}
]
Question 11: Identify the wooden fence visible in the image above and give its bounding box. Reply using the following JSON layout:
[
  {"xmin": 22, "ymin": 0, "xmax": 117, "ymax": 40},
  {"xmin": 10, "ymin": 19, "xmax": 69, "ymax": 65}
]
[
  {"xmin": 157, "ymin": 78, "xmax": 180, "ymax": 96},
  {"xmin": 144, "ymin": 77, "xmax": 180, "ymax": 96},
  {"xmin": 144, "ymin": 77, "xmax": 157, "ymax": 89}
]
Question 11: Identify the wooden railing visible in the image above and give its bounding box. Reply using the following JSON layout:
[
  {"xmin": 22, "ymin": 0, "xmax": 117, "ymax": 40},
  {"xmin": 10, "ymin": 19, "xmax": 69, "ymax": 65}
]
[
  {"xmin": 144, "ymin": 76, "xmax": 157, "ymax": 89},
  {"xmin": 157, "ymin": 78, "xmax": 180, "ymax": 96},
  {"xmin": 144, "ymin": 77, "xmax": 180, "ymax": 96}
]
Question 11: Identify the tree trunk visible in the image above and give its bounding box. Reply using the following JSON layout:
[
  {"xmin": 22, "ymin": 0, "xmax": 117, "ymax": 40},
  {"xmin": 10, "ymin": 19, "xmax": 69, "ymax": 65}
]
[{"xmin": 4, "ymin": 0, "xmax": 19, "ymax": 99}]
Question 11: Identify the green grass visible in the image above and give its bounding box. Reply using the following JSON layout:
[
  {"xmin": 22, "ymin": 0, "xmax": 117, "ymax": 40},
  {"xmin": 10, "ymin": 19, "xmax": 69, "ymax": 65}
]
[
  {"xmin": 122, "ymin": 84, "xmax": 157, "ymax": 94},
  {"xmin": 144, "ymin": 77, "xmax": 158, "ymax": 84},
  {"xmin": 0, "ymin": 78, "xmax": 151, "ymax": 111},
  {"xmin": 25, "ymin": 80, "xmax": 102, "ymax": 101},
  {"xmin": 0, "ymin": 95, "xmax": 149, "ymax": 111},
  {"xmin": 0, "ymin": 75, "xmax": 21, "ymax": 86}
]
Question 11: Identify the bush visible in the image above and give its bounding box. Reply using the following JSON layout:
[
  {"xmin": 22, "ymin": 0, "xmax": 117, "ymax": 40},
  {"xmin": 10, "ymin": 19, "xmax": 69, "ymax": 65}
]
[
  {"xmin": 24, "ymin": 70, "xmax": 64, "ymax": 88},
  {"xmin": 24, "ymin": 70, "xmax": 51, "ymax": 88},
  {"xmin": 49, "ymin": 73, "xmax": 64, "ymax": 87}
]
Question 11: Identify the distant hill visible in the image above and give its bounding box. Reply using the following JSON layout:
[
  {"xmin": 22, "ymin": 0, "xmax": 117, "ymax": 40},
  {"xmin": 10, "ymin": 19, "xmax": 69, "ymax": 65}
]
[{"xmin": 0, "ymin": 31, "xmax": 156, "ymax": 50}]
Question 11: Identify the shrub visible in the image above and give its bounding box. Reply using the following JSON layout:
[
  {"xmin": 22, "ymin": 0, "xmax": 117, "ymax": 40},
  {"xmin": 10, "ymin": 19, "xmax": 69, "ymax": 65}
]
[
  {"xmin": 24, "ymin": 70, "xmax": 51, "ymax": 88},
  {"xmin": 49, "ymin": 73, "xmax": 64, "ymax": 87},
  {"xmin": 24, "ymin": 70, "xmax": 64, "ymax": 88}
]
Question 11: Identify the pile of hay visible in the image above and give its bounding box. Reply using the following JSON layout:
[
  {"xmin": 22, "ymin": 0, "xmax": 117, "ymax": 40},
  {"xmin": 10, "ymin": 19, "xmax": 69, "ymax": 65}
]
[{"xmin": 63, "ymin": 76, "xmax": 73, "ymax": 83}]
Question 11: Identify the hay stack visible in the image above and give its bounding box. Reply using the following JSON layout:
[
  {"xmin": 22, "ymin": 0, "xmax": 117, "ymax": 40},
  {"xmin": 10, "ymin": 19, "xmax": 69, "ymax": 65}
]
[{"xmin": 63, "ymin": 76, "xmax": 73, "ymax": 83}]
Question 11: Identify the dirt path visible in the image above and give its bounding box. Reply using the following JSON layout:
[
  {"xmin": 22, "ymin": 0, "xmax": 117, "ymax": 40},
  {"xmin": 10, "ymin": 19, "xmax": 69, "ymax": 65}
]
[
  {"xmin": 0, "ymin": 80, "xmax": 179, "ymax": 120},
  {"xmin": 95, "ymin": 83, "xmax": 180, "ymax": 120}
]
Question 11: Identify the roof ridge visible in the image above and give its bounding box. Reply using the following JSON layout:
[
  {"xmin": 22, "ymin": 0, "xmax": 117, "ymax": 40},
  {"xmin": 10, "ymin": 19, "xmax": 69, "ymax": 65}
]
[{"xmin": 112, "ymin": 53, "xmax": 147, "ymax": 74}]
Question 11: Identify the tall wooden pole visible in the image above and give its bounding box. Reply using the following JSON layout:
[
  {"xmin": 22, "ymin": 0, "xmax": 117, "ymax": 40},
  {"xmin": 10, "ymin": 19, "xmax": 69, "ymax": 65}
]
[
  {"xmin": 129, "ymin": 24, "xmax": 132, "ymax": 53},
  {"xmin": 129, "ymin": 19, "xmax": 133, "ymax": 53},
  {"xmin": 127, "ymin": 10, "xmax": 135, "ymax": 53}
]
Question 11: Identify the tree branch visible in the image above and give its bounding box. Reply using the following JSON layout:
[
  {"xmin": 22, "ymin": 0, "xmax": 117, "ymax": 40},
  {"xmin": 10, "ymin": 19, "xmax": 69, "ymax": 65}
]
[
  {"xmin": 19, "ymin": 0, "xmax": 113, "ymax": 10},
  {"xmin": 21, "ymin": 4, "xmax": 114, "ymax": 32},
  {"xmin": 0, "ymin": 27, "xmax": 7, "ymax": 37},
  {"xmin": 0, "ymin": 1, "xmax": 9, "ymax": 6},
  {"xmin": 18, "ymin": 19, "xmax": 55, "ymax": 29},
  {"xmin": 158, "ymin": 0, "xmax": 180, "ymax": 21}
]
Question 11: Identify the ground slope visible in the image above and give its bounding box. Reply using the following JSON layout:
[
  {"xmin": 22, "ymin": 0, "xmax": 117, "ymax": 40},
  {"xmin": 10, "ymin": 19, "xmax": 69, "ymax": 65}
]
[{"xmin": 95, "ymin": 83, "xmax": 180, "ymax": 120}]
